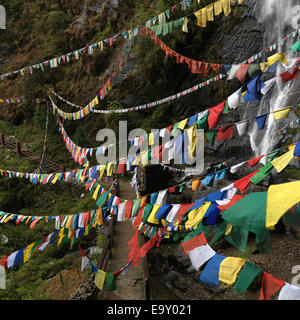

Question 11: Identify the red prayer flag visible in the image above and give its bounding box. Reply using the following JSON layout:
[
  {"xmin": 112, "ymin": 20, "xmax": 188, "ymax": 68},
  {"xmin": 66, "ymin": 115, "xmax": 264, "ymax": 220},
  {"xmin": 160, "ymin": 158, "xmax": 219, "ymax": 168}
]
[
  {"xmin": 235, "ymin": 64, "xmax": 250, "ymax": 83},
  {"xmin": 125, "ymin": 200, "xmax": 133, "ymax": 220},
  {"xmin": 259, "ymin": 272, "xmax": 285, "ymax": 300},
  {"xmin": 128, "ymin": 230, "xmax": 140, "ymax": 266},
  {"xmin": 181, "ymin": 233, "xmax": 207, "ymax": 255},
  {"xmin": 233, "ymin": 169, "xmax": 259, "ymax": 194},
  {"xmin": 177, "ymin": 203, "xmax": 195, "ymax": 223},
  {"xmin": 217, "ymin": 124, "xmax": 233, "ymax": 141},
  {"xmin": 247, "ymin": 155, "xmax": 264, "ymax": 167},
  {"xmin": 217, "ymin": 195, "xmax": 245, "ymax": 211},
  {"xmin": 78, "ymin": 243, "xmax": 86, "ymax": 257},
  {"xmin": 208, "ymin": 100, "xmax": 226, "ymax": 129},
  {"xmin": 280, "ymin": 66, "xmax": 299, "ymax": 83}
]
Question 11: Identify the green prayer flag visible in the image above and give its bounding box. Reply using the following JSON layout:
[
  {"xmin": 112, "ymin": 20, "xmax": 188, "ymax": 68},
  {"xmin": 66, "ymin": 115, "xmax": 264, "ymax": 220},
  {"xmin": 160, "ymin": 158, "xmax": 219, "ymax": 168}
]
[
  {"xmin": 105, "ymin": 272, "xmax": 117, "ymax": 291},
  {"xmin": 283, "ymin": 206, "xmax": 300, "ymax": 227},
  {"xmin": 96, "ymin": 191, "xmax": 109, "ymax": 208},
  {"xmin": 205, "ymin": 130, "xmax": 216, "ymax": 147},
  {"xmin": 131, "ymin": 198, "xmax": 141, "ymax": 217},
  {"xmin": 196, "ymin": 113, "xmax": 209, "ymax": 130},
  {"xmin": 266, "ymin": 150, "xmax": 279, "ymax": 163},
  {"xmin": 178, "ymin": 182, "xmax": 186, "ymax": 193},
  {"xmin": 223, "ymin": 101, "xmax": 229, "ymax": 114},
  {"xmin": 233, "ymin": 261, "xmax": 262, "ymax": 294},
  {"xmin": 247, "ymin": 63, "xmax": 261, "ymax": 78},
  {"xmin": 289, "ymin": 39, "xmax": 300, "ymax": 53},
  {"xmin": 225, "ymin": 225, "xmax": 249, "ymax": 253},
  {"xmin": 249, "ymin": 162, "xmax": 273, "ymax": 185},
  {"xmin": 171, "ymin": 122, "xmax": 180, "ymax": 137},
  {"xmin": 162, "ymin": 23, "xmax": 169, "ymax": 36},
  {"xmin": 182, "ymin": 225, "xmax": 203, "ymax": 243},
  {"xmin": 207, "ymin": 222, "xmax": 227, "ymax": 247},
  {"xmin": 172, "ymin": 231, "xmax": 188, "ymax": 242},
  {"xmin": 222, "ymin": 192, "xmax": 271, "ymax": 252},
  {"xmin": 142, "ymin": 203, "xmax": 154, "ymax": 223}
]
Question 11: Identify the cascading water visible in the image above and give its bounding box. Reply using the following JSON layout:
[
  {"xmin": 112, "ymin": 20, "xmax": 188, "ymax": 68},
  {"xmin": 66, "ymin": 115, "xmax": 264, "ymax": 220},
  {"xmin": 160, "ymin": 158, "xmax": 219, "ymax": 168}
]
[{"xmin": 245, "ymin": 0, "xmax": 300, "ymax": 157}]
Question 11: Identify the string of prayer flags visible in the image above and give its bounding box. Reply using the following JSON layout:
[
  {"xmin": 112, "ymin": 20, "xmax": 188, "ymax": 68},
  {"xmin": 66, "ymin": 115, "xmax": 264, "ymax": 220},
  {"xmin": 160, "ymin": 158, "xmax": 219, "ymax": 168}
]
[{"xmin": 141, "ymin": 27, "xmax": 221, "ymax": 76}]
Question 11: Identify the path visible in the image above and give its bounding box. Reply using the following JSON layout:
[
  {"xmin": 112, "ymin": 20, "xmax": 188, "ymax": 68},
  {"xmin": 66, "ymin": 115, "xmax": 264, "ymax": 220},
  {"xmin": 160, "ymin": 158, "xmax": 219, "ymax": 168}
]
[{"xmin": 102, "ymin": 179, "xmax": 145, "ymax": 300}]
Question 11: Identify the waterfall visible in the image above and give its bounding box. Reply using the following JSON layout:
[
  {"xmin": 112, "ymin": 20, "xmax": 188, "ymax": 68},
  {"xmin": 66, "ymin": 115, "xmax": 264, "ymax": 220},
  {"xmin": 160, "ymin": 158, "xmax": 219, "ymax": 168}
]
[{"xmin": 245, "ymin": 0, "xmax": 300, "ymax": 157}]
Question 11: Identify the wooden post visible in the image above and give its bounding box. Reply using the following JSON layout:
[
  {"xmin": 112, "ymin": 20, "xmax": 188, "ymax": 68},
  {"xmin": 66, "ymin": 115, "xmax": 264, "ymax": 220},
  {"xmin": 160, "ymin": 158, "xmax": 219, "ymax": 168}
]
[
  {"xmin": 16, "ymin": 141, "xmax": 21, "ymax": 156},
  {"xmin": 0, "ymin": 133, "xmax": 3, "ymax": 145}
]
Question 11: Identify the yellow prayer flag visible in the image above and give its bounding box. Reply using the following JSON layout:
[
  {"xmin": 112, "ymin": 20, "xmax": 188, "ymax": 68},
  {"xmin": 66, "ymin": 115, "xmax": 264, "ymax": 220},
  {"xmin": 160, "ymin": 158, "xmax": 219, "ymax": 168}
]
[
  {"xmin": 225, "ymin": 223, "xmax": 233, "ymax": 236},
  {"xmin": 95, "ymin": 207, "xmax": 103, "ymax": 226},
  {"xmin": 95, "ymin": 270, "xmax": 106, "ymax": 290},
  {"xmin": 266, "ymin": 181, "xmax": 300, "ymax": 230},
  {"xmin": 140, "ymin": 196, "xmax": 147, "ymax": 208},
  {"xmin": 3, "ymin": 214, "xmax": 15, "ymax": 224},
  {"xmin": 98, "ymin": 165, "xmax": 106, "ymax": 180},
  {"xmin": 147, "ymin": 204, "xmax": 162, "ymax": 225},
  {"xmin": 206, "ymin": 4, "xmax": 214, "ymax": 21},
  {"xmin": 221, "ymin": 0, "xmax": 231, "ymax": 16},
  {"xmin": 260, "ymin": 62, "xmax": 270, "ymax": 73},
  {"xmin": 219, "ymin": 257, "xmax": 246, "ymax": 285},
  {"xmin": 273, "ymin": 107, "xmax": 291, "ymax": 121},
  {"xmin": 106, "ymin": 163, "xmax": 114, "ymax": 176},
  {"xmin": 185, "ymin": 202, "xmax": 211, "ymax": 230},
  {"xmin": 84, "ymin": 225, "xmax": 89, "ymax": 236},
  {"xmin": 194, "ymin": 8, "xmax": 207, "ymax": 28},
  {"xmin": 23, "ymin": 243, "xmax": 35, "ymax": 264},
  {"xmin": 271, "ymin": 147, "xmax": 295, "ymax": 173},
  {"xmin": 192, "ymin": 178, "xmax": 201, "ymax": 191},
  {"xmin": 92, "ymin": 184, "xmax": 100, "ymax": 200},
  {"xmin": 65, "ymin": 215, "xmax": 74, "ymax": 231},
  {"xmin": 148, "ymin": 132, "xmax": 154, "ymax": 146},
  {"xmin": 182, "ymin": 17, "xmax": 189, "ymax": 33},
  {"xmin": 51, "ymin": 174, "xmax": 59, "ymax": 184},
  {"xmin": 214, "ymin": 0, "xmax": 223, "ymax": 16},
  {"xmin": 177, "ymin": 118, "xmax": 188, "ymax": 130},
  {"xmin": 57, "ymin": 228, "xmax": 66, "ymax": 247},
  {"xmin": 132, "ymin": 154, "xmax": 141, "ymax": 166},
  {"xmin": 187, "ymin": 124, "xmax": 196, "ymax": 158},
  {"xmin": 267, "ymin": 53, "xmax": 287, "ymax": 66}
]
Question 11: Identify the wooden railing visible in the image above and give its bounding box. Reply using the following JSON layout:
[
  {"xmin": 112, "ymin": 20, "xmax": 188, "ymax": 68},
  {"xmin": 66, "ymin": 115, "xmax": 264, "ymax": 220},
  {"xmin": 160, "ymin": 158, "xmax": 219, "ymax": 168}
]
[{"xmin": 0, "ymin": 132, "xmax": 65, "ymax": 172}]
